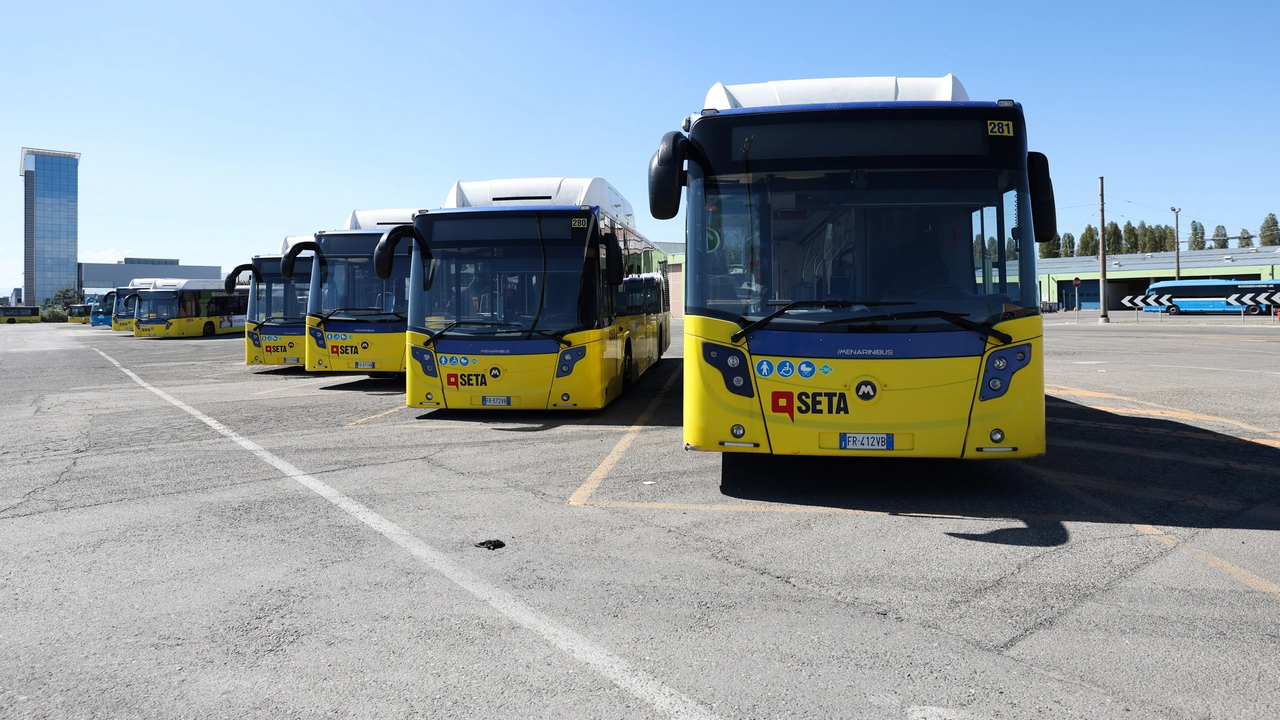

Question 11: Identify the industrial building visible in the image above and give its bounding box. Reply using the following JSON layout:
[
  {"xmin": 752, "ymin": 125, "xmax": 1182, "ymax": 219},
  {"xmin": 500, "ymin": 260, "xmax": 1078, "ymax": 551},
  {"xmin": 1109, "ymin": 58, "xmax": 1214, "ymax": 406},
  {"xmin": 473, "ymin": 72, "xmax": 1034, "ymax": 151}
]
[{"xmin": 80, "ymin": 257, "xmax": 222, "ymax": 296}]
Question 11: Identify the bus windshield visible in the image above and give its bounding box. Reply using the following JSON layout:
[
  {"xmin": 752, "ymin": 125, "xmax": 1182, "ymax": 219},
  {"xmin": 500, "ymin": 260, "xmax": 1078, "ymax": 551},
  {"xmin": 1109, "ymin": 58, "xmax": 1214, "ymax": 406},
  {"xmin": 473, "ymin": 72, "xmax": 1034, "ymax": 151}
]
[
  {"xmin": 410, "ymin": 212, "xmax": 593, "ymax": 339},
  {"xmin": 252, "ymin": 259, "xmax": 310, "ymax": 325},
  {"xmin": 137, "ymin": 291, "xmax": 178, "ymax": 320},
  {"xmin": 686, "ymin": 116, "xmax": 1039, "ymax": 333},
  {"xmin": 311, "ymin": 236, "xmax": 408, "ymax": 323}
]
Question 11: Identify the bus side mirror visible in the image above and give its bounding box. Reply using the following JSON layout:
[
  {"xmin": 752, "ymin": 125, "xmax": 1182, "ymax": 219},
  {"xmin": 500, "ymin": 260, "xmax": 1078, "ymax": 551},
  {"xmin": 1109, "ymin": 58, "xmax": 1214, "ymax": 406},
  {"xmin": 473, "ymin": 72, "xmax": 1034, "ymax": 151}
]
[
  {"xmin": 604, "ymin": 232, "xmax": 624, "ymax": 286},
  {"xmin": 282, "ymin": 241, "xmax": 325, "ymax": 283},
  {"xmin": 649, "ymin": 131, "xmax": 688, "ymax": 220},
  {"xmin": 375, "ymin": 224, "xmax": 435, "ymax": 291},
  {"xmin": 1028, "ymin": 152, "xmax": 1057, "ymax": 244},
  {"xmin": 225, "ymin": 263, "xmax": 259, "ymax": 294}
]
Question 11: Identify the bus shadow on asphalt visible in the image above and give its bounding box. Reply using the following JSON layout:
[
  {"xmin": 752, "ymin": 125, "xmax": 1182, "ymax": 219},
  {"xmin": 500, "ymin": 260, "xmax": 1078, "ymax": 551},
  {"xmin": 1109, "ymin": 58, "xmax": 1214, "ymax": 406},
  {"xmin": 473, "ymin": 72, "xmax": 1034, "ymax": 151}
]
[
  {"xmin": 320, "ymin": 376, "xmax": 406, "ymax": 395},
  {"xmin": 719, "ymin": 399, "xmax": 1280, "ymax": 548},
  {"xmin": 415, "ymin": 359, "xmax": 684, "ymax": 431},
  {"xmin": 253, "ymin": 366, "xmax": 310, "ymax": 376}
]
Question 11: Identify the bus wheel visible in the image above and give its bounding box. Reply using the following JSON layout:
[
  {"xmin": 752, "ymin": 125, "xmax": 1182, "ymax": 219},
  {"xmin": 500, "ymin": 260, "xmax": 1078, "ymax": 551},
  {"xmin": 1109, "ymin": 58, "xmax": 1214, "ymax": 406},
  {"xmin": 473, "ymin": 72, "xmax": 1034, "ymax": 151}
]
[
  {"xmin": 1166, "ymin": 305, "xmax": 1180, "ymax": 315},
  {"xmin": 203, "ymin": 322, "xmax": 215, "ymax": 336},
  {"xmin": 6, "ymin": 318, "xmax": 14, "ymax": 324},
  {"xmin": 1247, "ymin": 305, "xmax": 1262, "ymax": 316},
  {"xmin": 656, "ymin": 328, "xmax": 664, "ymax": 360}
]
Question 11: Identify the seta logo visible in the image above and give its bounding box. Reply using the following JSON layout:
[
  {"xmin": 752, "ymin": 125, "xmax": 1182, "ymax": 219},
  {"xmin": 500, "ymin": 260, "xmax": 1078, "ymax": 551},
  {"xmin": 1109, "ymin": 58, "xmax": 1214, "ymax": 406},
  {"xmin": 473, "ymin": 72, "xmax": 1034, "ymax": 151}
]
[
  {"xmin": 770, "ymin": 390, "xmax": 850, "ymax": 421},
  {"xmin": 446, "ymin": 372, "xmax": 489, "ymax": 389},
  {"xmin": 331, "ymin": 345, "xmax": 360, "ymax": 355},
  {"xmin": 265, "ymin": 344, "xmax": 288, "ymax": 354}
]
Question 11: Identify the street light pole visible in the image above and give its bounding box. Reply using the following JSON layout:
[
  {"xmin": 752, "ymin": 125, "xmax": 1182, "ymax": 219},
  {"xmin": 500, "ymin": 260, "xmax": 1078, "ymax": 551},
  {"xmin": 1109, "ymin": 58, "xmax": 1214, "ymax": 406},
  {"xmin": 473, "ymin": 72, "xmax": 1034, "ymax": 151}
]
[
  {"xmin": 1099, "ymin": 177, "xmax": 1109, "ymax": 323},
  {"xmin": 1171, "ymin": 207, "xmax": 1182, "ymax": 281}
]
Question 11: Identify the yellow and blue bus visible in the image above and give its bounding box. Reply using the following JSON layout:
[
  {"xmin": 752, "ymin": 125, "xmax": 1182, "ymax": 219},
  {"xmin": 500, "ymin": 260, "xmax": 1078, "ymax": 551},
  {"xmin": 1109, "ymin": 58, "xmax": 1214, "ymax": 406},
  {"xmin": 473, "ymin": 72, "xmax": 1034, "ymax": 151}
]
[
  {"xmin": 1, "ymin": 306, "xmax": 41, "ymax": 324},
  {"xmin": 110, "ymin": 279, "xmax": 166, "ymax": 331},
  {"xmin": 373, "ymin": 177, "xmax": 670, "ymax": 410},
  {"xmin": 68, "ymin": 303, "xmax": 91, "ymax": 323},
  {"xmin": 226, "ymin": 242, "xmax": 313, "ymax": 365},
  {"xmin": 281, "ymin": 210, "xmax": 417, "ymax": 374},
  {"xmin": 648, "ymin": 75, "xmax": 1057, "ymax": 457},
  {"xmin": 134, "ymin": 279, "xmax": 249, "ymax": 338}
]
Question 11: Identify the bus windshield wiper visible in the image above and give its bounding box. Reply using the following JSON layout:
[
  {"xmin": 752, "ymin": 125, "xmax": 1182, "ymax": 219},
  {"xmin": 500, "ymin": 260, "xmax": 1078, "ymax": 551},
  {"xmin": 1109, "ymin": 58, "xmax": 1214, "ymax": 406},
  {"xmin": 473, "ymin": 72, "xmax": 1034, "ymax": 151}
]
[
  {"xmin": 730, "ymin": 300, "xmax": 915, "ymax": 343},
  {"xmin": 525, "ymin": 328, "xmax": 572, "ymax": 347},
  {"xmin": 425, "ymin": 320, "xmax": 521, "ymax": 347},
  {"xmin": 818, "ymin": 310, "xmax": 1012, "ymax": 345},
  {"xmin": 321, "ymin": 307, "xmax": 406, "ymax": 322}
]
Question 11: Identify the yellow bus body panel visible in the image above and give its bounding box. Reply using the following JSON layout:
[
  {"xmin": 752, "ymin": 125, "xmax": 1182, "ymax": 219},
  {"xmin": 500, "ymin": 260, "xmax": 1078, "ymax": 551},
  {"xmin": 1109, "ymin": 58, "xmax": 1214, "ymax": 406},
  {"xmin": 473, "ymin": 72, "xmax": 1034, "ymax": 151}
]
[
  {"xmin": 111, "ymin": 318, "xmax": 136, "ymax": 332},
  {"xmin": 403, "ymin": 313, "xmax": 669, "ymax": 411},
  {"xmin": 684, "ymin": 314, "xmax": 1044, "ymax": 458},
  {"xmin": 134, "ymin": 316, "xmax": 244, "ymax": 338},
  {"xmin": 244, "ymin": 322, "xmax": 306, "ymax": 366},
  {"xmin": 305, "ymin": 316, "xmax": 405, "ymax": 373}
]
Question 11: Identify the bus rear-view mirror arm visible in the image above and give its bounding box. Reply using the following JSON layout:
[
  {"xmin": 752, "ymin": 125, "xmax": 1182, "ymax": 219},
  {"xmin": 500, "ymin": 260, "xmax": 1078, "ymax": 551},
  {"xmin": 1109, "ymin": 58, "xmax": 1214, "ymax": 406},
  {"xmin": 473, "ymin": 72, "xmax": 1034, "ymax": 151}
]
[
  {"xmin": 374, "ymin": 224, "xmax": 435, "ymax": 291},
  {"xmin": 1028, "ymin": 151, "xmax": 1056, "ymax": 243},
  {"xmin": 649, "ymin": 131, "xmax": 689, "ymax": 220},
  {"xmin": 281, "ymin": 241, "xmax": 326, "ymax": 283},
  {"xmin": 603, "ymin": 231, "xmax": 624, "ymax": 286},
  {"xmin": 224, "ymin": 263, "xmax": 260, "ymax": 294}
]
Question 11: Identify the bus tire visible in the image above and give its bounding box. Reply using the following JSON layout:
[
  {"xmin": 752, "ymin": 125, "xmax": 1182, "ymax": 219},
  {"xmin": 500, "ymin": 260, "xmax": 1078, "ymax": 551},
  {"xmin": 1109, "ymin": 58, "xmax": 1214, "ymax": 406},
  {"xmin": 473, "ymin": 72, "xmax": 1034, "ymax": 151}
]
[
  {"xmin": 202, "ymin": 322, "xmax": 215, "ymax": 337},
  {"xmin": 657, "ymin": 327, "xmax": 664, "ymax": 360},
  {"xmin": 6, "ymin": 318, "xmax": 14, "ymax": 324},
  {"xmin": 1166, "ymin": 305, "xmax": 1180, "ymax": 315},
  {"xmin": 1247, "ymin": 305, "xmax": 1262, "ymax": 316}
]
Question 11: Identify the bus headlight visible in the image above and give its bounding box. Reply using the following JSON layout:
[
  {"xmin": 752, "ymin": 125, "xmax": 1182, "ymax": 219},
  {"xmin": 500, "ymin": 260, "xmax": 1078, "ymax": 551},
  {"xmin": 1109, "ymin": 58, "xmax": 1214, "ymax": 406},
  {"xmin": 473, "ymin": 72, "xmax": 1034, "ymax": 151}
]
[
  {"xmin": 426, "ymin": 392, "xmax": 434, "ymax": 401},
  {"xmin": 731, "ymin": 424, "xmax": 746, "ymax": 438},
  {"xmin": 562, "ymin": 393, "xmax": 570, "ymax": 402},
  {"xmin": 988, "ymin": 378, "xmax": 1003, "ymax": 391},
  {"xmin": 990, "ymin": 429, "xmax": 1004, "ymax": 443},
  {"xmin": 993, "ymin": 357, "xmax": 1008, "ymax": 371},
  {"xmin": 727, "ymin": 355, "xmax": 740, "ymax": 368}
]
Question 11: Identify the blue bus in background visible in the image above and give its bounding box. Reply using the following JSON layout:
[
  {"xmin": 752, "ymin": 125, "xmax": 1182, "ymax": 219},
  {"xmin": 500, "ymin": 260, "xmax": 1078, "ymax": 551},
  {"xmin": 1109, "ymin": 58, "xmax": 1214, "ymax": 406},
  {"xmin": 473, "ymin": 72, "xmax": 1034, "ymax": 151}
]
[
  {"xmin": 1144, "ymin": 279, "xmax": 1279, "ymax": 315},
  {"xmin": 89, "ymin": 293, "xmax": 113, "ymax": 326}
]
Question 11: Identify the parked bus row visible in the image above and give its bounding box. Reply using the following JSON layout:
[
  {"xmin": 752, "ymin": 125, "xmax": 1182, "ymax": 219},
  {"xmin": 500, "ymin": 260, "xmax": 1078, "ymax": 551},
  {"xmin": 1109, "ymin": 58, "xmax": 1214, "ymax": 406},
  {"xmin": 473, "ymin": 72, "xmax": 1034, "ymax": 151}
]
[{"xmin": 59, "ymin": 74, "xmax": 1066, "ymax": 461}]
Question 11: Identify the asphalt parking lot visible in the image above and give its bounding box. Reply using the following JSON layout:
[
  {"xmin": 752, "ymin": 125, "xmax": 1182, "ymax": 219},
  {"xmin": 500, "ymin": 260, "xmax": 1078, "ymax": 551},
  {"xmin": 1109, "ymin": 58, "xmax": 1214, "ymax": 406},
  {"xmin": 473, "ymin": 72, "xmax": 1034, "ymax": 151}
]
[{"xmin": 2, "ymin": 318, "xmax": 1278, "ymax": 719}]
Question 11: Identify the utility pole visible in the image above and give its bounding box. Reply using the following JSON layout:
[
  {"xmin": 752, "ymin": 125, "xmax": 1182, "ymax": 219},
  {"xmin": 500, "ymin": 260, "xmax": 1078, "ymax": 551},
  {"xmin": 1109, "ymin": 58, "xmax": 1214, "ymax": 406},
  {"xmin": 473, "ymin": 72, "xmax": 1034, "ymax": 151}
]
[
  {"xmin": 1099, "ymin": 176, "xmax": 1109, "ymax": 323},
  {"xmin": 1170, "ymin": 207, "xmax": 1181, "ymax": 280}
]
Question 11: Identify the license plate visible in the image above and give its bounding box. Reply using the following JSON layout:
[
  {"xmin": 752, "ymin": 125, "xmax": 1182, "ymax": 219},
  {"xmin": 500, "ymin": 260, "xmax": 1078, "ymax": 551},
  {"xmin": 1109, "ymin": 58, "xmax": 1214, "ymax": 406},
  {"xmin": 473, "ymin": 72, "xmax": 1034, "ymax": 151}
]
[
  {"xmin": 840, "ymin": 433, "xmax": 894, "ymax": 450},
  {"xmin": 355, "ymin": 361, "xmax": 375, "ymax": 369},
  {"xmin": 481, "ymin": 396, "xmax": 511, "ymax": 407},
  {"xmin": 283, "ymin": 357, "xmax": 300, "ymax": 364}
]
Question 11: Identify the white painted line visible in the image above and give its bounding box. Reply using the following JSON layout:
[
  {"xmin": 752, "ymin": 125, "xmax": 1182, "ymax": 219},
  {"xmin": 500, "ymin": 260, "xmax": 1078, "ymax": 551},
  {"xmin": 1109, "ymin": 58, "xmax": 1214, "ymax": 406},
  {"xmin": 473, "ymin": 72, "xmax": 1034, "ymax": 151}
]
[{"xmin": 91, "ymin": 348, "xmax": 717, "ymax": 720}]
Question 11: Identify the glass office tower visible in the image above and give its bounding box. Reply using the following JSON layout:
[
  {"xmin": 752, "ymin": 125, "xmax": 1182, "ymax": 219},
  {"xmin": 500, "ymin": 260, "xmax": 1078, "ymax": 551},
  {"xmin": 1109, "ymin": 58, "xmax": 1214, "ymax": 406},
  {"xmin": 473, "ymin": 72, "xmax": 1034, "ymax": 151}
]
[{"xmin": 20, "ymin": 148, "xmax": 80, "ymax": 306}]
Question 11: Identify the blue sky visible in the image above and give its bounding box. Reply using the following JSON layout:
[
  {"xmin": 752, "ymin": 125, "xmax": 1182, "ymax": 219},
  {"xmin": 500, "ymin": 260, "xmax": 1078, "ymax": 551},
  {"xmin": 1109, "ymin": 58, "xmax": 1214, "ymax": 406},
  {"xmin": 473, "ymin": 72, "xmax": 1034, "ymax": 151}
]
[{"xmin": 3, "ymin": 0, "xmax": 1277, "ymax": 293}]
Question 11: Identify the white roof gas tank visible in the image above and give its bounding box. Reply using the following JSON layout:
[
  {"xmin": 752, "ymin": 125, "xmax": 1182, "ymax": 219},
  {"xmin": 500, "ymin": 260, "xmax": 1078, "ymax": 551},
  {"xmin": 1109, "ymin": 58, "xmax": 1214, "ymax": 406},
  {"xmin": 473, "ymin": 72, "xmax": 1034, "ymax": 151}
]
[
  {"xmin": 442, "ymin": 177, "xmax": 635, "ymax": 231},
  {"xmin": 703, "ymin": 74, "xmax": 969, "ymax": 111}
]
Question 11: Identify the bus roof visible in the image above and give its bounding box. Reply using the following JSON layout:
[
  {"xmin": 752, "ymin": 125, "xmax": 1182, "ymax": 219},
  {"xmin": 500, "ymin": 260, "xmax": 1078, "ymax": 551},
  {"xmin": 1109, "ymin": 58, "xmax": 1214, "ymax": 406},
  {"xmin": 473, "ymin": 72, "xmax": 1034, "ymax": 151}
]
[
  {"xmin": 344, "ymin": 209, "xmax": 418, "ymax": 229},
  {"xmin": 277, "ymin": 235, "xmax": 313, "ymax": 254},
  {"xmin": 141, "ymin": 278, "xmax": 240, "ymax": 292},
  {"xmin": 1148, "ymin": 279, "xmax": 1278, "ymax": 288},
  {"xmin": 703, "ymin": 75, "xmax": 969, "ymax": 111},
  {"xmin": 442, "ymin": 177, "xmax": 636, "ymax": 232}
]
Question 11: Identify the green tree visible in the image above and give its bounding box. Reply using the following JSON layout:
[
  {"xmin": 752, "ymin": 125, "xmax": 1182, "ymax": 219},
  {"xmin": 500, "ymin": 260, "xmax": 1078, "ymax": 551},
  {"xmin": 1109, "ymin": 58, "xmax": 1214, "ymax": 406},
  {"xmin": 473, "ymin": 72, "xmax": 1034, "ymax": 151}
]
[
  {"xmin": 1261, "ymin": 213, "xmax": 1280, "ymax": 246},
  {"xmin": 1039, "ymin": 233, "xmax": 1061, "ymax": 259},
  {"xmin": 1162, "ymin": 224, "xmax": 1178, "ymax": 251},
  {"xmin": 1238, "ymin": 228, "xmax": 1254, "ymax": 248},
  {"xmin": 1188, "ymin": 220, "xmax": 1206, "ymax": 250},
  {"xmin": 1077, "ymin": 225, "xmax": 1099, "ymax": 256},
  {"xmin": 1005, "ymin": 238, "xmax": 1019, "ymax": 261},
  {"xmin": 986, "ymin": 237, "xmax": 999, "ymax": 260},
  {"xmin": 1061, "ymin": 232, "xmax": 1076, "ymax": 257},
  {"xmin": 48, "ymin": 286, "xmax": 83, "ymax": 311},
  {"xmin": 1122, "ymin": 221, "xmax": 1138, "ymax": 254},
  {"xmin": 1104, "ymin": 221, "xmax": 1123, "ymax": 255},
  {"xmin": 1136, "ymin": 221, "xmax": 1155, "ymax": 253},
  {"xmin": 1211, "ymin": 224, "xmax": 1229, "ymax": 249}
]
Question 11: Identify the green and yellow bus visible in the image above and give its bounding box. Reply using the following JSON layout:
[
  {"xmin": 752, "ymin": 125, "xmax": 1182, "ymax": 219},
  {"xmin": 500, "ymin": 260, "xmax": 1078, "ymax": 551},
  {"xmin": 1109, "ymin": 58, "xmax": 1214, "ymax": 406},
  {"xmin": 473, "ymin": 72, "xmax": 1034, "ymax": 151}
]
[
  {"xmin": 374, "ymin": 177, "xmax": 670, "ymax": 410},
  {"xmin": 648, "ymin": 75, "xmax": 1056, "ymax": 457},
  {"xmin": 226, "ymin": 240, "xmax": 313, "ymax": 365},
  {"xmin": 281, "ymin": 210, "xmax": 417, "ymax": 374},
  {"xmin": 134, "ymin": 279, "xmax": 249, "ymax": 338},
  {"xmin": 68, "ymin": 303, "xmax": 91, "ymax": 323},
  {"xmin": 1, "ymin": 307, "xmax": 41, "ymax": 324}
]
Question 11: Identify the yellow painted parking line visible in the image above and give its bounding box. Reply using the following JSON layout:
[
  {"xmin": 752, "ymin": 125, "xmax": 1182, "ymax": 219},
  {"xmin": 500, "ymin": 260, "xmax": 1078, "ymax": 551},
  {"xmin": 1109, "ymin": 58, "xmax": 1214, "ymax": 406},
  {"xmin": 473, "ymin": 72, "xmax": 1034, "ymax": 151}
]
[
  {"xmin": 1047, "ymin": 385, "xmax": 1280, "ymax": 439},
  {"xmin": 568, "ymin": 368, "xmax": 683, "ymax": 507},
  {"xmin": 1050, "ymin": 439, "xmax": 1280, "ymax": 476},
  {"xmin": 250, "ymin": 377, "xmax": 330, "ymax": 396},
  {"xmin": 1026, "ymin": 464, "xmax": 1280, "ymax": 603},
  {"xmin": 345, "ymin": 405, "xmax": 409, "ymax": 427}
]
